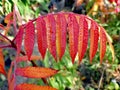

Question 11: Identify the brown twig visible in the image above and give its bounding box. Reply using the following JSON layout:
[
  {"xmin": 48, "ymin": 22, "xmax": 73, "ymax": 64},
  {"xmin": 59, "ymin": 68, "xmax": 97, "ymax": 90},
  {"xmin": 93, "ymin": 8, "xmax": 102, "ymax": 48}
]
[{"xmin": 98, "ymin": 65, "xmax": 106, "ymax": 90}]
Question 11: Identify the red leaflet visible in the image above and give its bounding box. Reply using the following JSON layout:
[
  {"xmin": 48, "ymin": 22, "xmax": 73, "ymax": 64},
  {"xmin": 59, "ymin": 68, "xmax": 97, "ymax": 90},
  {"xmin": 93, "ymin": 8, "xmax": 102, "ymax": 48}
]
[
  {"xmin": 56, "ymin": 13, "xmax": 67, "ymax": 60},
  {"xmin": 89, "ymin": 21, "xmax": 99, "ymax": 63},
  {"xmin": 78, "ymin": 15, "xmax": 88, "ymax": 64},
  {"xmin": 0, "ymin": 49, "xmax": 6, "ymax": 75},
  {"xmin": 100, "ymin": 27, "xmax": 107, "ymax": 64},
  {"xmin": 15, "ymin": 83, "xmax": 57, "ymax": 90},
  {"xmin": 45, "ymin": 14, "xmax": 57, "ymax": 60},
  {"xmin": 16, "ymin": 26, "xmax": 24, "ymax": 54},
  {"xmin": 68, "ymin": 13, "xmax": 79, "ymax": 64},
  {"xmin": 36, "ymin": 17, "xmax": 47, "ymax": 59},
  {"xmin": 15, "ymin": 67, "xmax": 58, "ymax": 78},
  {"xmin": 24, "ymin": 21, "xmax": 35, "ymax": 60}
]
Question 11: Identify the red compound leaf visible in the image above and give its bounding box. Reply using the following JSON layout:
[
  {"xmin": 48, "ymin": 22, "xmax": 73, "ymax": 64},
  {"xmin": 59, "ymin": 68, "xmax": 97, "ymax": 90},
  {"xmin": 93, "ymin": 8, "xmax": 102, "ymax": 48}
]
[
  {"xmin": 89, "ymin": 21, "xmax": 99, "ymax": 63},
  {"xmin": 24, "ymin": 21, "xmax": 35, "ymax": 60},
  {"xmin": 15, "ymin": 67, "xmax": 58, "ymax": 78},
  {"xmin": 67, "ymin": 13, "xmax": 79, "ymax": 64},
  {"xmin": 78, "ymin": 15, "xmax": 88, "ymax": 64},
  {"xmin": 56, "ymin": 13, "xmax": 67, "ymax": 60},
  {"xmin": 36, "ymin": 17, "xmax": 47, "ymax": 59}
]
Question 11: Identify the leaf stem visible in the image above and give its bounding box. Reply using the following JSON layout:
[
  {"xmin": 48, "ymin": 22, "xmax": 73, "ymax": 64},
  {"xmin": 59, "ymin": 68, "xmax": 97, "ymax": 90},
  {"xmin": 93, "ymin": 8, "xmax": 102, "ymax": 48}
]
[{"xmin": 0, "ymin": 33, "xmax": 12, "ymax": 43}]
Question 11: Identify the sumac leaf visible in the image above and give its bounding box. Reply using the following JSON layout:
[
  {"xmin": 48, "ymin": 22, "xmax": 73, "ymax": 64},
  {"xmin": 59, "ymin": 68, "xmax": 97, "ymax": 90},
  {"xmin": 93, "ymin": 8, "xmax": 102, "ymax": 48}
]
[
  {"xmin": 68, "ymin": 13, "xmax": 79, "ymax": 63},
  {"xmin": 36, "ymin": 17, "xmax": 47, "ymax": 59},
  {"xmin": 89, "ymin": 21, "xmax": 99, "ymax": 63},
  {"xmin": 16, "ymin": 26, "xmax": 24, "ymax": 54},
  {"xmin": 15, "ymin": 83, "xmax": 57, "ymax": 90},
  {"xmin": 78, "ymin": 15, "xmax": 88, "ymax": 64},
  {"xmin": 56, "ymin": 13, "xmax": 67, "ymax": 60},
  {"xmin": 24, "ymin": 21, "xmax": 35, "ymax": 60},
  {"xmin": 15, "ymin": 67, "xmax": 58, "ymax": 78},
  {"xmin": 45, "ymin": 14, "xmax": 57, "ymax": 60},
  {"xmin": 100, "ymin": 27, "xmax": 107, "ymax": 64}
]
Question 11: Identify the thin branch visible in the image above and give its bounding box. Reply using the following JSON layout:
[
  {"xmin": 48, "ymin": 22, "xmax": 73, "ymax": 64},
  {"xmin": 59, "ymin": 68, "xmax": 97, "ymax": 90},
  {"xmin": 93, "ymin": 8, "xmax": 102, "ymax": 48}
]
[
  {"xmin": 0, "ymin": 45, "xmax": 13, "ymax": 48},
  {"xmin": 0, "ymin": 33, "xmax": 12, "ymax": 43},
  {"xmin": 98, "ymin": 65, "xmax": 106, "ymax": 90}
]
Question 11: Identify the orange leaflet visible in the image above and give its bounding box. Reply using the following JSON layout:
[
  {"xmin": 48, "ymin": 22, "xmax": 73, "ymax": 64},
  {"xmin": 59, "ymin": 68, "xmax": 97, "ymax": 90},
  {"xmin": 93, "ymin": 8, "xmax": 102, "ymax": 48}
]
[
  {"xmin": 68, "ymin": 13, "xmax": 79, "ymax": 64},
  {"xmin": 89, "ymin": 21, "xmax": 99, "ymax": 63},
  {"xmin": 15, "ymin": 83, "xmax": 57, "ymax": 90},
  {"xmin": 24, "ymin": 21, "xmax": 35, "ymax": 60},
  {"xmin": 15, "ymin": 26, "xmax": 24, "ymax": 54},
  {"xmin": 45, "ymin": 14, "xmax": 57, "ymax": 60},
  {"xmin": 0, "ymin": 49, "xmax": 6, "ymax": 75},
  {"xmin": 56, "ymin": 13, "xmax": 67, "ymax": 60},
  {"xmin": 4, "ymin": 12, "xmax": 13, "ymax": 24},
  {"xmin": 78, "ymin": 15, "xmax": 88, "ymax": 64},
  {"xmin": 15, "ymin": 67, "xmax": 58, "ymax": 78},
  {"xmin": 36, "ymin": 17, "xmax": 47, "ymax": 59},
  {"xmin": 100, "ymin": 26, "xmax": 107, "ymax": 64}
]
